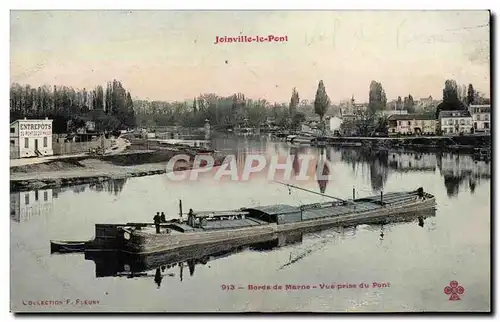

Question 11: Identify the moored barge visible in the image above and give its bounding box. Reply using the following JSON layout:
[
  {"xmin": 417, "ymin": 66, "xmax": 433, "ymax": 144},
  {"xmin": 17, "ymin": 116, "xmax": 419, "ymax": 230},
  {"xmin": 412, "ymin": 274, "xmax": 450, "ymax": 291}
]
[{"xmin": 51, "ymin": 187, "xmax": 436, "ymax": 255}]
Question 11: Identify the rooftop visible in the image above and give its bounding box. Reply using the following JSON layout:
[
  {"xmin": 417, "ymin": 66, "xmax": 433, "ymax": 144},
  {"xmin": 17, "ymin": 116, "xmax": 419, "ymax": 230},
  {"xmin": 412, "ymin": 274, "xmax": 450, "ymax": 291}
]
[
  {"xmin": 243, "ymin": 204, "xmax": 300, "ymax": 216},
  {"xmin": 10, "ymin": 117, "xmax": 52, "ymax": 126},
  {"xmin": 438, "ymin": 110, "xmax": 472, "ymax": 118},
  {"xmin": 387, "ymin": 114, "xmax": 435, "ymax": 121},
  {"xmin": 470, "ymin": 105, "xmax": 491, "ymax": 113}
]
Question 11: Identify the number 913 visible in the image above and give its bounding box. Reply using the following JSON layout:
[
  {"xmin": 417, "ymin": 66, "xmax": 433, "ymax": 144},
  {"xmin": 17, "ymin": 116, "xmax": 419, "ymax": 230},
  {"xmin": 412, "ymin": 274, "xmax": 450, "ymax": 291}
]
[{"xmin": 221, "ymin": 284, "xmax": 235, "ymax": 291}]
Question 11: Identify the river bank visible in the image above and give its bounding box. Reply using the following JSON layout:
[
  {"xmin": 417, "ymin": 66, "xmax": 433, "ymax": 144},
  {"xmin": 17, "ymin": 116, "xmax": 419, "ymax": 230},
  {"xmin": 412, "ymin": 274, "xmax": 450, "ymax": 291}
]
[
  {"xmin": 10, "ymin": 150, "xmax": 223, "ymax": 192},
  {"xmin": 300, "ymin": 134, "xmax": 491, "ymax": 152}
]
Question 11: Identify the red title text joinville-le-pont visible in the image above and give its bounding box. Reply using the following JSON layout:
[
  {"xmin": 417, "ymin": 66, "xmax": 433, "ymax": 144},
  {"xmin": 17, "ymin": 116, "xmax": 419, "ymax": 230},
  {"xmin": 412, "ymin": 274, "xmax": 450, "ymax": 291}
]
[{"xmin": 214, "ymin": 35, "xmax": 288, "ymax": 44}]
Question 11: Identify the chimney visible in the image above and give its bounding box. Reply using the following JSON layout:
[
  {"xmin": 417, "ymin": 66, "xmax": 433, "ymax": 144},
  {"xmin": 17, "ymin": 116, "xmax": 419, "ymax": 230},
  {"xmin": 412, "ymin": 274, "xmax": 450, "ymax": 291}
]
[
  {"xmin": 45, "ymin": 117, "xmax": 48, "ymax": 120},
  {"xmin": 24, "ymin": 117, "xmax": 27, "ymax": 120}
]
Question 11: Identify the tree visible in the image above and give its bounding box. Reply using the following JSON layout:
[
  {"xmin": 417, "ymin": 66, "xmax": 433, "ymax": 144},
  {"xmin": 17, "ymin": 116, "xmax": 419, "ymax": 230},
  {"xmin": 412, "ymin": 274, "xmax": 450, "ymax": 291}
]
[
  {"xmin": 405, "ymin": 94, "xmax": 415, "ymax": 113},
  {"xmin": 93, "ymin": 85, "xmax": 104, "ymax": 110},
  {"xmin": 458, "ymin": 84, "xmax": 467, "ymax": 105},
  {"xmin": 192, "ymin": 97, "xmax": 197, "ymax": 114},
  {"xmin": 368, "ymin": 81, "xmax": 386, "ymax": 115},
  {"xmin": 125, "ymin": 92, "xmax": 136, "ymax": 128},
  {"xmin": 474, "ymin": 91, "xmax": 490, "ymax": 105},
  {"xmin": 408, "ymin": 94, "xmax": 414, "ymax": 108},
  {"xmin": 443, "ymin": 79, "xmax": 459, "ymax": 104},
  {"xmin": 314, "ymin": 80, "xmax": 330, "ymax": 122},
  {"xmin": 436, "ymin": 79, "xmax": 466, "ymax": 118},
  {"xmin": 289, "ymin": 87, "xmax": 300, "ymax": 116},
  {"xmin": 375, "ymin": 116, "xmax": 389, "ymax": 135},
  {"xmin": 291, "ymin": 112, "xmax": 306, "ymax": 130},
  {"xmin": 467, "ymin": 84, "xmax": 475, "ymax": 106}
]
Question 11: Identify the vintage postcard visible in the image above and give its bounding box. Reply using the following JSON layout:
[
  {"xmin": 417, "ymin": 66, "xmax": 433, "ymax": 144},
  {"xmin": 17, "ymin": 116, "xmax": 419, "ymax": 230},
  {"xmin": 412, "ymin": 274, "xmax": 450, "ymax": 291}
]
[{"xmin": 9, "ymin": 9, "xmax": 491, "ymax": 313}]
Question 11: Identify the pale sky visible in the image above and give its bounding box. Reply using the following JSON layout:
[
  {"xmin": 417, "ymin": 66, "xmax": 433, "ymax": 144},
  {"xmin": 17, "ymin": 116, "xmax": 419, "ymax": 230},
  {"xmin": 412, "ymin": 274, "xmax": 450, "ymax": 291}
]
[{"xmin": 10, "ymin": 10, "xmax": 490, "ymax": 103}]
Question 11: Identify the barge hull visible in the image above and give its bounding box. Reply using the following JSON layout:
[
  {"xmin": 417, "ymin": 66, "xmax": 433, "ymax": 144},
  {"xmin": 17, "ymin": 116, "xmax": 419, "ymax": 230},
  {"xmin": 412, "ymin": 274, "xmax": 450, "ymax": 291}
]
[{"xmin": 120, "ymin": 193, "xmax": 436, "ymax": 255}]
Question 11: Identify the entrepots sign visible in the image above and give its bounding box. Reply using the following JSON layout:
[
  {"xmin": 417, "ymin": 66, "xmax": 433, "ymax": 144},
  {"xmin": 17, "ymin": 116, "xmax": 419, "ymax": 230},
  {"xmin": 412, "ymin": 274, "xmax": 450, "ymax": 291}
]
[{"xmin": 19, "ymin": 122, "xmax": 52, "ymax": 137}]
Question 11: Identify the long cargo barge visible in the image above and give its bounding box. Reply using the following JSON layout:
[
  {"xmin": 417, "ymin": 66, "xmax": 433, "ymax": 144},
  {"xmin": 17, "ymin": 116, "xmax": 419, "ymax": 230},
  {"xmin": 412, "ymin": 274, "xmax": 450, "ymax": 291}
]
[
  {"xmin": 51, "ymin": 186, "xmax": 436, "ymax": 255},
  {"xmin": 83, "ymin": 209, "xmax": 435, "ymax": 280}
]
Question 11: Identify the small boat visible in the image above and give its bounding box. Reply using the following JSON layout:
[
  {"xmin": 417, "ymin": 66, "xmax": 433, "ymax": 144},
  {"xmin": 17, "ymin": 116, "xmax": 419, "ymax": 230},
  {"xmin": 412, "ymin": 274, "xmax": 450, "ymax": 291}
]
[
  {"xmin": 290, "ymin": 136, "xmax": 315, "ymax": 145},
  {"xmin": 311, "ymin": 137, "xmax": 329, "ymax": 146},
  {"xmin": 50, "ymin": 240, "xmax": 90, "ymax": 253}
]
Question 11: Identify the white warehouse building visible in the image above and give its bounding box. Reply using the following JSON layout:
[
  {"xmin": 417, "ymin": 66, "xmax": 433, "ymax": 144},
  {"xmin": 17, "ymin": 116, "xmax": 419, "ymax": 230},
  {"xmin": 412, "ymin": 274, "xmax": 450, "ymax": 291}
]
[{"xmin": 10, "ymin": 118, "xmax": 54, "ymax": 159}]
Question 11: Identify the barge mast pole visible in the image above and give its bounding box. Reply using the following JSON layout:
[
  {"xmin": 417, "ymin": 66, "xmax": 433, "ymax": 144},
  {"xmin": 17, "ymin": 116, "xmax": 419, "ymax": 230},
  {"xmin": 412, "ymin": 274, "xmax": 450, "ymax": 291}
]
[{"xmin": 273, "ymin": 181, "xmax": 357, "ymax": 205}]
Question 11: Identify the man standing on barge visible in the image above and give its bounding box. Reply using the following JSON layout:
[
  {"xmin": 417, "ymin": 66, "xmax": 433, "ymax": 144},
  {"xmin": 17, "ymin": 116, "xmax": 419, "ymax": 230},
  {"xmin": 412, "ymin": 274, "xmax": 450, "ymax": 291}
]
[
  {"xmin": 187, "ymin": 209, "xmax": 195, "ymax": 227},
  {"xmin": 154, "ymin": 212, "xmax": 161, "ymax": 234}
]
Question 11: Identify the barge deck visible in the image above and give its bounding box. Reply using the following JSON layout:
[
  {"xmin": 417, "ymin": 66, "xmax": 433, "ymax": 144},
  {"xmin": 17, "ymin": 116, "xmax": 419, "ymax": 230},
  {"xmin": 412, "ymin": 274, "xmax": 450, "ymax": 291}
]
[{"xmin": 51, "ymin": 187, "xmax": 436, "ymax": 255}]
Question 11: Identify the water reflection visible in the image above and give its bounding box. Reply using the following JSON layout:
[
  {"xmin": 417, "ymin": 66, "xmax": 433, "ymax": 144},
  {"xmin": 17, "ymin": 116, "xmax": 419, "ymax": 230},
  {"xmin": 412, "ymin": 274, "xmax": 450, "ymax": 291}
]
[
  {"xmin": 336, "ymin": 147, "xmax": 490, "ymax": 197},
  {"xmin": 316, "ymin": 148, "xmax": 330, "ymax": 194},
  {"xmin": 215, "ymin": 136, "xmax": 489, "ymax": 198},
  {"xmin": 10, "ymin": 188, "xmax": 54, "ymax": 223},
  {"xmin": 10, "ymin": 178, "xmax": 128, "ymax": 223},
  {"xmin": 87, "ymin": 178, "xmax": 128, "ymax": 195},
  {"xmin": 80, "ymin": 209, "xmax": 435, "ymax": 288},
  {"xmin": 52, "ymin": 178, "xmax": 128, "ymax": 197}
]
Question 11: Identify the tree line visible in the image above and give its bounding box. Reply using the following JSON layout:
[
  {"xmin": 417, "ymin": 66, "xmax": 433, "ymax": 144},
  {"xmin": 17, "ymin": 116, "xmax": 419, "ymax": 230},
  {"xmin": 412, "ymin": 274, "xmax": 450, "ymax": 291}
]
[
  {"xmin": 10, "ymin": 80, "xmax": 136, "ymax": 133},
  {"xmin": 10, "ymin": 78, "xmax": 489, "ymax": 134},
  {"xmin": 134, "ymin": 82, "xmax": 334, "ymax": 131},
  {"xmin": 135, "ymin": 93, "xmax": 306, "ymax": 130},
  {"xmin": 435, "ymin": 80, "xmax": 490, "ymax": 118}
]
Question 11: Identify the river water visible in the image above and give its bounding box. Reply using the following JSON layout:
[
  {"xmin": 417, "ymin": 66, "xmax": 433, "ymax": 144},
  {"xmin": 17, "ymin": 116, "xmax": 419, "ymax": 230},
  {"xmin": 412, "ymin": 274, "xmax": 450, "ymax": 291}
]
[{"xmin": 10, "ymin": 135, "xmax": 491, "ymax": 312}]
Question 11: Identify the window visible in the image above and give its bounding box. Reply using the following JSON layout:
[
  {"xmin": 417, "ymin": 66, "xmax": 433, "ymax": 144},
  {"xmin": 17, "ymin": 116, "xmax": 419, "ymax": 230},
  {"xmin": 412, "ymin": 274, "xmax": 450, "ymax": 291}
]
[
  {"xmin": 407, "ymin": 121, "xmax": 411, "ymax": 125},
  {"xmin": 485, "ymin": 114, "xmax": 489, "ymax": 121},
  {"xmin": 398, "ymin": 121, "xmax": 401, "ymax": 126},
  {"xmin": 448, "ymin": 120, "xmax": 453, "ymax": 125},
  {"xmin": 43, "ymin": 137, "xmax": 48, "ymax": 147},
  {"xmin": 443, "ymin": 128, "xmax": 448, "ymax": 134},
  {"xmin": 455, "ymin": 119, "xmax": 459, "ymax": 125},
  {"xmin": 44, "ymin": 191, "xmax": 48, "ymax": 201},
  {"xmin": 460, "ymin": 119, "xmax": 465, "ymax": 125},
  {"xmin": 467, "ymin": 120, "xmax": 471, "ymax": 125},
  {"xmin": 10, "ymin": 140, "xmax": 15, "ymax": 146},
  {"xmin": 10, "ymin": 128, "xmax": 15, "ymax": 133},
  {"xmin": 24, "ymin": 138, "xmax": 28, "ymax": 148},
  {"xmin": 485, "ymin": 122, "xmax": 490, "ymax": 129},
  {"xmin": 477, "ymin": 114, "xmax": 481, "ymax": 121},
  {"xmin": 35, "ymin": 190, "xmax": 39, "ymax": 201},
  {"xmin": 25, "ymin": 194, "xmax": 29, "ymax": 205}
]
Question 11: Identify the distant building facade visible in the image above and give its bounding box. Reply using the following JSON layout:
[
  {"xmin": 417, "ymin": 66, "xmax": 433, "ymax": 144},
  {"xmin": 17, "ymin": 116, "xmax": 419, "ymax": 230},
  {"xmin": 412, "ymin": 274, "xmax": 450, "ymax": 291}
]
[
  {"xmin": 10, "ymin": 118, "xmax": 54, "ymax": 159},
  {"xmin": 327, "ymin": 116, "xmax": 342, "ymax": 133},
  {"xmin": 382, "ymin": 109, "xmax": 408, "ymax": 117},
  {"xmin": 469, "ymin": 104, "xmax": 490, "ymax": 133},
  {"xmin": 438, "ymin": 110, "xmax": 473, "ymax": 135},
  {"xmin": 387, "ymin": 114, "xmax": 437, "ymax": 136},
  {"xmin": 417, "ymin": 96, "xmax": 434, "ymax": 109}
]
